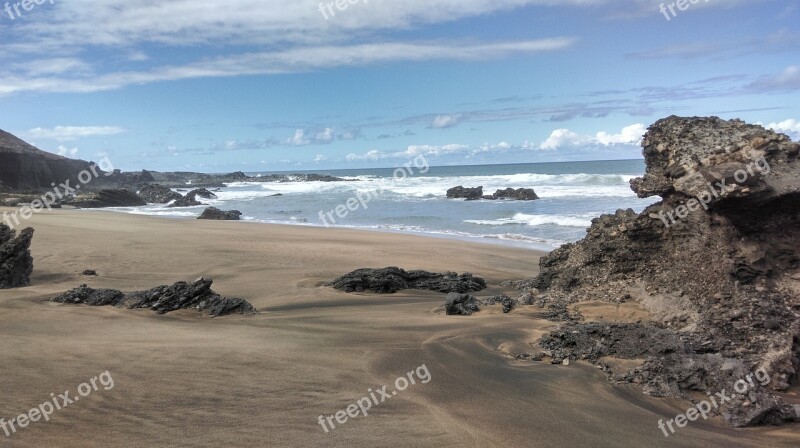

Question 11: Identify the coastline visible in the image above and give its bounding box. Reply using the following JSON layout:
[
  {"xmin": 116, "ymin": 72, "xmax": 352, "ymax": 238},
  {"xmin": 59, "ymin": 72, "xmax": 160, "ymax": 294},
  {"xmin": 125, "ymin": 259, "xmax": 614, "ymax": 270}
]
[{"xmin": 1, "ymin": 207, "xmax": 798, "ymax": 446}]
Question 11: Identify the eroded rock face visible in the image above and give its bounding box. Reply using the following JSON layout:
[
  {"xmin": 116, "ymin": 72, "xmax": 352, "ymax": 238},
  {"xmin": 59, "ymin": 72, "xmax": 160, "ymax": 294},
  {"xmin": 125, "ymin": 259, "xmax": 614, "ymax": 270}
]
[
  {"xmin": 530, "ymin": 116, "xmax": 800, "ymax": 427},
  {"xmin": 49, "ymin": 278, "xmax": 256, "ymax": 317},
  {"xmin": 329, "ymin": 267, "xmax": 487, "ymax": 294},
  {"xmin": 0, "ymin": 224, "xmax": 34, "ymax": 289},
  {"xmin": 138, "ymin": 184, "xmax": 182, "ymax": 204}
]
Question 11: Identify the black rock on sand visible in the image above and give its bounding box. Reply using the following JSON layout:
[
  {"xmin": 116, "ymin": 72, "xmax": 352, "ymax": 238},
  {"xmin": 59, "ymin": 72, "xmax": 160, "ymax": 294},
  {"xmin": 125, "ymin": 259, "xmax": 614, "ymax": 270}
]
[
  {"xmin": 50, "ymin": 277, "xmax": 257, "ymax": 317},
  {"xmin": 0, "ymin": 223, "xmax": 34, "ymax": 289},
  {"xmin": 329, "ymin": 267, "xmax": 487, "ymax": 294}
]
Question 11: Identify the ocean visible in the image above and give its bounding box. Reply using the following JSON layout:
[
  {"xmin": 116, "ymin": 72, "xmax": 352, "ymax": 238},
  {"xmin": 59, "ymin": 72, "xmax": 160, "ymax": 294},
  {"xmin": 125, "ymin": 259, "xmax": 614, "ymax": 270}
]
[{"xmin": 112, "ymin": 159, "xmax": 659, "ymax": 251}]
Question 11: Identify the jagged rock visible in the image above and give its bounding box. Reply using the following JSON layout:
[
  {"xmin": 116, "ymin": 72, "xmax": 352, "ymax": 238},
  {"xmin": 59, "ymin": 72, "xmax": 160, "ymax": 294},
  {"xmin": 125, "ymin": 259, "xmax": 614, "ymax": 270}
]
[
  {"xmin": 169, "ymin": 188, "xmax": 218, "ymax": 208},
  {"xmin": 82, "ymin": 270, "xmax": 98, "ymax": 276},
  {"xmin": 530, "ymin": 116, "xmax": 800, "ymax": 428},
  {"xmin": 138, "ymin": 184, "xmax": 182, "ymax": 204},
  {"xmin": 329, "ymin": 267, "xmax": 486, "ymax": 294},
  {"xmin": 447, "ymin": 186, "xmax": 483, "ymax": 200},
  {"xmin": 445, "ymin": 293, "xmax": 481, "ymax": 315},
  {"xmin": 66, "ymin": 189, "xmax": 147, "ymax": 208},
  {"xmin": 488, "ymin": 188, "xmax": 540, "ymax": 201},
  {"xmin": 483, "ymin": 295, "xmax": 517, "ymax": 313},
  {"xmin": 0, "ymin": 224, "xmax": 34, "ymax": 289},
  {"xmin": 198, "ymin": 207, "xmax": 242, "ymax": 221},
  {"xmin": 49, "ymin": 278, "xmax": 256, "ymax": 317}
]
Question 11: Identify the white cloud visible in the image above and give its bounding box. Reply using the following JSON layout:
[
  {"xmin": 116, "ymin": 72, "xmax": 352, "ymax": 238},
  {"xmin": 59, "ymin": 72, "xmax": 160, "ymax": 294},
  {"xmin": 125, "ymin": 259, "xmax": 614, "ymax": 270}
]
[
  {"xmin": 0, "ymin": 39, "xmax": 576, "ymax": 96},
  {"xmin": 766, "ymin": 118, "xmax": 800, "ymax": 139},
  {"xmin": 747, "ymin": 66, "xmax": 800, "ymax": 92},
  {"xmin": 430, "ymin": 114, "xmax": 463, "ymax": 129},
  {"xmin": 24, "ymin": 126, "xmax": 126, "ymax": 141},
  {"xmin": 315, "ymin": 128, "xmax": 335, "ymax": 143},
  {"xmin": 56, "ymin": 145, "xmax": 79, "ymax": 157},
  {"xmin": 287, "ymin": 129, "xmax": 311, "ymax": 146},
  {"xmin": 540, "ymin": 123, "xmax": 645, "ymax": 149},
  {"xmin": 314, "ymin": 154, "xmax": 327, "ymax": 163}
]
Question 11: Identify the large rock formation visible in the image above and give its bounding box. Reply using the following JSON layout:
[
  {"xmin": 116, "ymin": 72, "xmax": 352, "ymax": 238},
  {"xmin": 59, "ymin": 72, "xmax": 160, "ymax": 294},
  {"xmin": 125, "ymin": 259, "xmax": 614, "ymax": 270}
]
[
  {"xmin": 0, "ymin": 130, "xmax": 102, "ymax": 192},
  {"xmin": 529, "ymin": 116, "xmax": 800, "ymax": 427},
  {"xmin": 0, "ymin": 224, "xmax": 34, "ymax": 289},
  {"xmin": 329, "ymin": 267, "xmax": 487, "ymax": 294},
  {"xmin": 49, "ymin": 278, "xmax": 256, "ymax": 317},
  {"xmin": 487, "ymin": 188, "xmax": 539, "ymax": 201}
]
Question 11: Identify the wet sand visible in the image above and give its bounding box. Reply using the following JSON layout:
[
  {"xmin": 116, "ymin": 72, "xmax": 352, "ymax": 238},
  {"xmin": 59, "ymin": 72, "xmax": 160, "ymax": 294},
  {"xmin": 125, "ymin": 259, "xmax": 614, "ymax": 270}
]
[{"xmin": 0, "ymin": 208, "xmax": 798, "ymax": 447}]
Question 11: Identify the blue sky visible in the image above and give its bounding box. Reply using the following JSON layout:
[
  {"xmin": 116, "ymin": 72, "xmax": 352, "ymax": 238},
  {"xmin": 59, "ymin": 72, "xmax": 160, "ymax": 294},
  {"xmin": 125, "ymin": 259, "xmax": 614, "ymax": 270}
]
[{"xmin": 0, "ymin": 0, "xmax": 798, "ymax": 171}]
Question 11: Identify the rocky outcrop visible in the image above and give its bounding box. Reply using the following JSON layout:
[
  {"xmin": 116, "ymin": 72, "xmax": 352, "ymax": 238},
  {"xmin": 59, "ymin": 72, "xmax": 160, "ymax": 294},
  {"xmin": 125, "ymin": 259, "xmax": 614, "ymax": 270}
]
[
  {"xmin": 447, "ymin": 186, "xmax": 539, "ymax": 200},
  {"xmin": 447, "ymin": 186, "xmax": 483, "ymax": 200},
  {"xmin": 169, "ymin": 188, "xmax": 217, "ymax": 208},
  {"xmin": 49, "ymin": 278, "xmax": 256, "ymax": 317},
  {"xmin": 329, "ymin": 267, "xmax": 486, "ymax": 294},
  {"xmin": 198, "ymin": 207, "xmax": 242, "ymax": 220},
  {"xmin": 527, "ymin": 116, "xmax": 800, "ymax": 427},
  {"xmin": 66, "ymin": 189, "xmax": 147, "ymax": 208},
  {"xmin": 138, "ymin": 184, "xmax": 182, "ymax": 204},
  {"xmin": 445, "ymin": 293, "xmax": 482, "ymax": 315},
  {"xmin": 0, "ymin": 129, "xmax": 102, "ymax": 193},
  {"xmin": 0, "ymin": 224, "xmax": 34, "ymax": 289},
  {"xmin": 487, "ymin": 188, "xmax": 539, "ymax": 201}
]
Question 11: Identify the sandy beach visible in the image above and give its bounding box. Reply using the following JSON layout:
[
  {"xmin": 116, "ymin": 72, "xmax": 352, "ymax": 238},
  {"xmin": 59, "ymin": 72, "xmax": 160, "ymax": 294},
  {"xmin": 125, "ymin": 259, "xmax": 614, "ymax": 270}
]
[{"xmin": 1, "ymin": 208, "xmax": 798, "ymax": 447}]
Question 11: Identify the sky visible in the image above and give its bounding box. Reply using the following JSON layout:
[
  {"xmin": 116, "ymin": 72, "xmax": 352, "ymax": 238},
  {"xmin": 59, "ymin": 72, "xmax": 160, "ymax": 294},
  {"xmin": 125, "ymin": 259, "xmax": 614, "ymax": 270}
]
[{"xmin": 0, "ymin": 0, "xmax": 798, "ymax": 172}]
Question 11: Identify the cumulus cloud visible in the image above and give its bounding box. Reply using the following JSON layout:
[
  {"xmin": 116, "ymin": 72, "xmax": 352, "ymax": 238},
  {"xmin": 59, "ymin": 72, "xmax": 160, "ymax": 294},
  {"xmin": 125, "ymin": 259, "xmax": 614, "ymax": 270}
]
[
  {"xmin": 540, "ymin": 123, "xmax": 645, "ymax": 149},
  {"xmin": 24, "ymin": 126, "xmax": 126, "ymax": 141},
  {"xmin": 766, "ymin": 118, "xmax": 800, "ymax": 139},
  {"xmin": 746, "ymin": 66, "xmax": 800, "ymax": 93}
]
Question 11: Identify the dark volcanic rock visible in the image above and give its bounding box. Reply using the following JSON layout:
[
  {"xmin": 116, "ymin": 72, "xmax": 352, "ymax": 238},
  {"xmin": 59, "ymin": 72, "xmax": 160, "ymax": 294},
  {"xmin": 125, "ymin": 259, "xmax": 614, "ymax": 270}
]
[
  {"xmin": 169, "ymin": 188, "xmax": 218, "ymax": 208},
  {"xmin": 329, "ymin": 267, "xmax": 486, "ymax": 294},
  {"xmin": 66, "ymin": 189, "xmax": 147, "ymax": 208},
  {"xmin": 138, "ymin": 184, "xmax": 182, "ymax": 204},
  {"xmin": 446, "ymin": 186, "xmax": 483, "ymax": 200},
  {"xmin": 483, "ymin": 295, "xmax": 517, "ymax": 313},
  {"xmin": 445, "ymin": 293, "xmax": 481, "ymax": 315},
  {"xmin": 0, "ymin": 224, "xmax": 34, "ymax": 289},
  {"xmin": 530, "ymin": 116, "xmax": 800, "ymax": 428},
  {"xmin": 49, "ymin": 278, "xmax": 256, "ymax": 317},
  {"xmin": 82, "ymin": 269, "xmax": 98, "ymax": 276},
  {"xmin": 489, "ymin": 188, "xmax": 539, "ymax": 201},
  {"xmin": 198, "ymin": 207, "xmax": 242, "ymax": 221}
]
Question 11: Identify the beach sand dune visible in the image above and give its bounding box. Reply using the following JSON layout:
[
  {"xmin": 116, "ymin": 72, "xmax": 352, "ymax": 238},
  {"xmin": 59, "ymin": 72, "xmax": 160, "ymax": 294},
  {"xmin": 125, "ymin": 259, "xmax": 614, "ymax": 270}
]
[{"xmin": 0, "ymin": 208, "xmax": 797, "ymax": 447}]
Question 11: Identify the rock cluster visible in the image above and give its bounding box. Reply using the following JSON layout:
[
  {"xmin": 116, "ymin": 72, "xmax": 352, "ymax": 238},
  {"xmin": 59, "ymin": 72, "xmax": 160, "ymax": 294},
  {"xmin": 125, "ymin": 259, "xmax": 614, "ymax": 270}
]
[
  {"xmin": 169, "ymin": 188, "xmax": 218, "ymax": 208},
  {"xmin": 329, "ymin": 267, "xmax": 486, "ymax": 294},
  {"xmin": 49, "ymin": 277, "xmax": 256, "ymax": 317},
  {"xmin": 198, "ymin": 207, "xmax": 242, "ymax": 220},
  {"xmin": 138, "ymin": 184, "xmax": 182, "ymax": 204},
  {"xmin": 445, "ymin": 293, "xmax": 519, "ymax": 315},
  {"xmin": 526, "ymin": 116, "xmax": 800, "ymax": 427},
  {"xmin": 446, "ymin": 186, "xmax": 539, "ymax": 200},
  {"xmin": 0, "ymin": 224, "xmax": 34, "ymax": 289}
]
